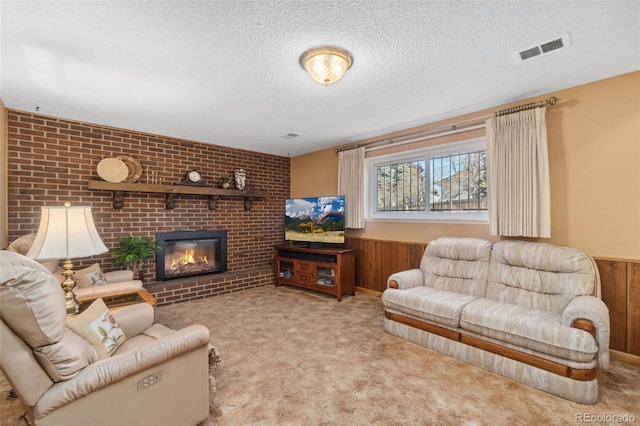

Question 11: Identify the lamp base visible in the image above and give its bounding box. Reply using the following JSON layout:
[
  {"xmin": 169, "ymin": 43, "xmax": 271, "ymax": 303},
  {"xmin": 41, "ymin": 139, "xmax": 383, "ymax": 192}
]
[{"xmin": 61, "ymin": 258, "xmax": 81, "ymax": 315}]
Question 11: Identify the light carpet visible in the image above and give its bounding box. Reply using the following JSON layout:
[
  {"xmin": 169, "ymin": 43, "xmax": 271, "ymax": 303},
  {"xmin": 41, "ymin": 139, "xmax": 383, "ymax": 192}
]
[{"xmin": 1, "ymin": 285, "xmax": 639, "ymax": 425}]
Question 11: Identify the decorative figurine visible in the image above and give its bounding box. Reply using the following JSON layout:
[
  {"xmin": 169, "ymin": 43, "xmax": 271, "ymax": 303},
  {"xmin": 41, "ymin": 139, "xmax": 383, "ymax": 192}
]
[{"xmin": 234, "ymin": 169, "xmax": 246, "ymax": 191}]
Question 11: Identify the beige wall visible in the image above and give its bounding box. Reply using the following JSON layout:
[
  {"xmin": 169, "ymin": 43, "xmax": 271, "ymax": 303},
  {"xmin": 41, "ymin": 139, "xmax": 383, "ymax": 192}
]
[
  {"xmin": 0, "ymin": 100, "xmax": 6, "ymax": 247},
  {"xmin": 291, "ymin": 71, "xmax": 640, "ymax": 260},
  {"xmin": 290, "ymin": 147, "xmax": 339, "ymax": 198}
]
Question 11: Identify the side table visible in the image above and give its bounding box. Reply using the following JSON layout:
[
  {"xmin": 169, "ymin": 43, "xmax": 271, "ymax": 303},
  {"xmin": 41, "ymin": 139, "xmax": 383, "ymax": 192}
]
[{"xmin": 76, "ymin": 289, "xmax": 157, "ymax": 313}]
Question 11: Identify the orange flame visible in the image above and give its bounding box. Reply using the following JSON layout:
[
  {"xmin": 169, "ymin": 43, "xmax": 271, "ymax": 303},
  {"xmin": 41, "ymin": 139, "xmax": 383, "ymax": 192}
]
[{"xmin": 170, "ymin": 249, "xmax": 209, "ymax": 270}]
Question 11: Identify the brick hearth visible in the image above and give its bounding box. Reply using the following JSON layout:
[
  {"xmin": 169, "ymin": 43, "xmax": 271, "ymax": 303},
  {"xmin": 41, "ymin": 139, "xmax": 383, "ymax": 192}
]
[{"xmin": 6, "ymin": 110, "xmax": 290, "ymax": 305}]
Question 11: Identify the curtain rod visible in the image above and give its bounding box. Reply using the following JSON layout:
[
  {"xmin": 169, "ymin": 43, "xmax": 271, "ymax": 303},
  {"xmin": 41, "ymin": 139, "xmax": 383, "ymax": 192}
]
[
  {"xmin": 495, "ymin": 95, "xmax": 557, "ymax": 117},
  {"xmin": 334, "ymin": 96, "xmax": 558, "ymax": 153},
  {"xmin": 365, "ymin": 124, "xmax": 486, "ymax": 153}
]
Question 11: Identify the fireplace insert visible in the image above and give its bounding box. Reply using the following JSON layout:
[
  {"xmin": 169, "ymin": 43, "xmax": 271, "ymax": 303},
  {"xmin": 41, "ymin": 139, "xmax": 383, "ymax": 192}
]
[{"xmin": 156, "ymin": 230, "xmax": 227, "ymax": 280}]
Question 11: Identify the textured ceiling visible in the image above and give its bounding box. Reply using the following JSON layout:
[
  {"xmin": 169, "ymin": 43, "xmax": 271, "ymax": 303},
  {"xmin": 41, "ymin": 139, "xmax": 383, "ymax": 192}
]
[{"xmin": 1, "ymin": 1, "xmax": 639, "ymax": 157}]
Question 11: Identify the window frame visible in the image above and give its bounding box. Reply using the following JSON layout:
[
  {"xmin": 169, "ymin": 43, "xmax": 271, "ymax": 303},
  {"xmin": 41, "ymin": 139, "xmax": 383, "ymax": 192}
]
[{"xmin": 364, "ymin": 137, "xmax": 488, "ymax": 223}]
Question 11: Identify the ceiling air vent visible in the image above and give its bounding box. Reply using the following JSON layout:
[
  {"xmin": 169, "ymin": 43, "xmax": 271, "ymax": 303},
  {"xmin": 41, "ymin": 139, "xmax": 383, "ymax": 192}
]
[
  {"xmin": 513, "ymin": 33, "xmax": 571, "ymax": 63},
  {"xmin": 540, "ymin": 38, "xmax": 565, "ymax": 53},
  {"xmin": 519, "ymin": 46, "xmax": 541, "ymax": 61}
]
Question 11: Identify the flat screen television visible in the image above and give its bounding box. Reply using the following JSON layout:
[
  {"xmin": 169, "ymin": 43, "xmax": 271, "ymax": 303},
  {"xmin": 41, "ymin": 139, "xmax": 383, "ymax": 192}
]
[{"xmin": 285, "ymin": 196, "xmax": 346, "ymax": 245}]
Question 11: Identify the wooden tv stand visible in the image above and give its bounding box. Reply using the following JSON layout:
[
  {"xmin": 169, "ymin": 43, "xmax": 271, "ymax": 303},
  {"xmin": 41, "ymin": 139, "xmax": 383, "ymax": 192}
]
[{"xmin": 274, "ymin": 244, "xmax": 356, "ymax": 301}]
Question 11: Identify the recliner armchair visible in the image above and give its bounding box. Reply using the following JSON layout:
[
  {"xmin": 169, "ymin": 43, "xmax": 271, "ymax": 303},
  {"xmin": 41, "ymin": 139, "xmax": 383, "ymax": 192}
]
[
  {"xmin": 6, "ymin": 233, "xmax": 143, "ymax": 299},
  {"xmin": 0, "ymin": 250, "xmax": 212, "ymax": 426}
]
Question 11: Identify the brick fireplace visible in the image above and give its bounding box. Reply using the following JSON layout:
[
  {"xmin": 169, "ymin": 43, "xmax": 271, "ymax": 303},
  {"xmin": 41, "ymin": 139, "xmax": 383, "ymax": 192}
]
[{"xmin": 5, "ymin": 110, "xmax": 290, "ymax": 306}]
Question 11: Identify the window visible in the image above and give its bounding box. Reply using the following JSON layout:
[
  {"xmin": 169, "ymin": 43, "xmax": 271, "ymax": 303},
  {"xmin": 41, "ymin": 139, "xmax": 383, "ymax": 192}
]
[
  {"xmin": 365, "ymin": 138, "xmax": 488, "ymax": 222},
  {"xmin": 376, "ymin": 160, "xmax": 426, "ymax": 212}
]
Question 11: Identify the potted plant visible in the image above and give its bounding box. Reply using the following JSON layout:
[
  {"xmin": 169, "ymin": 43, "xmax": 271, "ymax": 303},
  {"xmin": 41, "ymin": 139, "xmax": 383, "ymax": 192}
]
[
  {"xmin": 218, "ymin": 175, "xmax": 233, "ymax": 189},
  {"xmin": 110, "ymin": 236, "xmax": 161, "ymax": 280}
]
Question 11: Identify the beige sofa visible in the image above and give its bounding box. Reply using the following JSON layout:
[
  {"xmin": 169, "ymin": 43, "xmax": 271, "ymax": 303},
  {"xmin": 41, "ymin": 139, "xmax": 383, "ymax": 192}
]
[
  {"xmin": 0, "ymin": 250, "xmax": 212, "ymax": 425},
  {"xmin": 382, "ymin": 237, "xmax": 609, "ymax": 404}
]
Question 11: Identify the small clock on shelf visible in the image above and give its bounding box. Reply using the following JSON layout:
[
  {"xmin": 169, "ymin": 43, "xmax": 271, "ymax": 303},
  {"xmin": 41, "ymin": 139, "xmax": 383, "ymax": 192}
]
[{"xmin": 176, "ymin": 170, "xmax": 212, "ymax": 187}]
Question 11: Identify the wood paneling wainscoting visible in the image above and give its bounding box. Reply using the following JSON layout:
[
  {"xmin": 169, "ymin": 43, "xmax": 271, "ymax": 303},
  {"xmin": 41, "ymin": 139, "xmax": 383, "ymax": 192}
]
[
  {"xmin": 595, "ymin": 258, "xmax": 640, "ymax": 364},
  {"xmin": 347, "ymin": 237, "xmax": 426, "ymax": 296}
]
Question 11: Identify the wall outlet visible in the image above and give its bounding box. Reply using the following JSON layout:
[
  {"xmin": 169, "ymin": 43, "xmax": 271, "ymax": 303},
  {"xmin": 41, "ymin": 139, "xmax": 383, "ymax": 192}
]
[{"xmin": 137, "ymin": 371, "xmax": 163, "ymax": 391}]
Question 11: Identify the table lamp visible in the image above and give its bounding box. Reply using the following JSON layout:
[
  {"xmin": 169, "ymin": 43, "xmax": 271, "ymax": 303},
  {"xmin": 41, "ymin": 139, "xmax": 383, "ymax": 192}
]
[{"xmin": 27, "ymin": 203, "xmax": 108, "ymax": 314}]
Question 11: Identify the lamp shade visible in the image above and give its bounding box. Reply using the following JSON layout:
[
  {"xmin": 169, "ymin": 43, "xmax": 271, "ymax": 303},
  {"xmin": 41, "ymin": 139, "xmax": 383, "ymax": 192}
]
[
  {"xmin": 299, "ymin": 46, "xmax": 353, "ymax": 85},
  {"xmin": 27, "ymin": 205, "xmax": 108, "ymax": 260}
]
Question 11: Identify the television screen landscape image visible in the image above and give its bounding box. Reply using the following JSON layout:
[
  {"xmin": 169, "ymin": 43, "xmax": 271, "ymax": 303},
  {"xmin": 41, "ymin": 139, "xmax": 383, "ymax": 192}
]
[{"xmin": 285, "ymin": 196, "xmax": 346, "ymax": 245}]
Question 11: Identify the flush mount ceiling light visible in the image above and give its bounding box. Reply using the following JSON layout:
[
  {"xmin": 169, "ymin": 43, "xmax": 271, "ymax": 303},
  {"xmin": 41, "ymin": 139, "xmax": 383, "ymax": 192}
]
[{"xmin": 299, "ymin": 46, "xmax": 353, "ymax": 85}]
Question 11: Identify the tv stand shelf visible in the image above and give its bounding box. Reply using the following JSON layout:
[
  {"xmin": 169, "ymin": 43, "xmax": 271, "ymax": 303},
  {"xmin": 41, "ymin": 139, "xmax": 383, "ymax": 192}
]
[
  {"xmin": 87, "ymin": 180, "xmax": 266, "ymax": 210},
  {"xmin": 274, "ymin": 244, "xmax": 356, "ymax": 301}
]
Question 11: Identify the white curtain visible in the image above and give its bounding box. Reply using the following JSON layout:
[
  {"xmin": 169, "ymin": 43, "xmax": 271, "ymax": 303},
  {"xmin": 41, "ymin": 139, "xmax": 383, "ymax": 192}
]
[
  {"xmin": 338, "ymin": 146, "xmax": 365, "ymax": 229},
  {"xmin": 485, "ymin": 107, "xmax": 551, "ymax": 237}
]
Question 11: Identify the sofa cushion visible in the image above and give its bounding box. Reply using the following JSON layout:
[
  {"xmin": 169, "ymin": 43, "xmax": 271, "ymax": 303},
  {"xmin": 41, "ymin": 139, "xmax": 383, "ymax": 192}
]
[
  {"xmin": 6, "ymin": 233, "xmax": 60, "ymax": 273},
  {"xmin": 75, "ymin": 263, "xmax": 108, "ymax": 288},
  {"xmin": 421, "ymin": 237, "xmax": 492, "ymax": 297},
  {"xmin": 382, "ymin": 286, "xmax": 478, "ymax": 328},
  {"xmin": 116, "ymin": 323, "xmax": 176, "ymax": 353},
  {"xmin": 67, "ymin": 298, "xmax": 126, "ymax": 359},
  {"xmin": 486, "ymin": 240, "xmax": 598, "ymax": 313},
  {"xmin": 461, "ymin": 298, "xmax": 598, "ymax": 363},
  {"xmin": 0, "ymin": 251, "xmax": 66, "ymax": 347},
  {"xmin": 33, "ymin": 329, "xmax": 98, "ymax": 382}
]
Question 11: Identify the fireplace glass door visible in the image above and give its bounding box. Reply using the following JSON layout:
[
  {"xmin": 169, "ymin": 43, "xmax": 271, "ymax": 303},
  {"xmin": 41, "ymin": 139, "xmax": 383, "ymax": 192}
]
[{"xmin": 157, "ymin": 231, "xmax": 227, "ymax": 280}]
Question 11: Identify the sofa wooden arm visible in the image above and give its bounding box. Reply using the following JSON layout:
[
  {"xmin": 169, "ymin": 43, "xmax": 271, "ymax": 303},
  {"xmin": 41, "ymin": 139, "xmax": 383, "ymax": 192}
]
[
  {"xmin": 386, "ymin": 269, "xmax": 423, "ymax": 290},
  {"xmin": 571, "ymin": 318, "xmax": 597, "ymax": 339},
  {"xmin": 562, "ymin": 295, "xmax": 610, "ymax": 369}
]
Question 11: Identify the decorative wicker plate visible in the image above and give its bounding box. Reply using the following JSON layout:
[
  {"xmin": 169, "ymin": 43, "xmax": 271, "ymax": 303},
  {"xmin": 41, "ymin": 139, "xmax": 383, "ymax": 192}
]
[
  {"xmin": 97, "ymin": 157, "xmax": 129, "ymax": 183},
  {"xmin": 117, "ymin": 155, "xmax": 143, "ymax": 183}
]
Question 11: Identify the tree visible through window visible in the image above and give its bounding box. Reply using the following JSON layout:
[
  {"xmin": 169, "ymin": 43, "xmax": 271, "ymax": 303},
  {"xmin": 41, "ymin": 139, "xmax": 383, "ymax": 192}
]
[
  {"xmin": 371, "ymin": 141, "xmax": 487, "ymax": 218},
  {"xmin": 430, "ymin": 150, "xmax": 486, "ymax": 212},
  {"xmin": 376, "ymin": 160, "xmax": 426, "ymax": 211}
]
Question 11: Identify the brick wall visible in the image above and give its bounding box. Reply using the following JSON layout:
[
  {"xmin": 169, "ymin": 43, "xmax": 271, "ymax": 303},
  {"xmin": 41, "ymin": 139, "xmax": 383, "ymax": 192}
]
[{"xmin": 6, "ymin": 109, "xmax": 290, "ymax": 305}]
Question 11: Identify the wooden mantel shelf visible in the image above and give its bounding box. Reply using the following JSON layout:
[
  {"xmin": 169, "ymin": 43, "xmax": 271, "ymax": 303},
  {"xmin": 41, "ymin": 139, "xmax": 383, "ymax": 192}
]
[{"xmin": 87, "ymin": 180, "xmax": 267, "ymax": 211}]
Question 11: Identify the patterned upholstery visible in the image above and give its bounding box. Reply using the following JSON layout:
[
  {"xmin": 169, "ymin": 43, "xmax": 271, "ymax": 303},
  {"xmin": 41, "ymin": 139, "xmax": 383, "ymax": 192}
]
[
  {"xmin": 381, "ymin": 237, "xmax": 610, "ymax": 404},
  {"xmin": 420, "ymin": 237, "xmax": 492, "ymax": 297},
  {"xmin": 485, "ymin": 240, "xmax": 599, "ymax": 313},
  {"xmin": 461, "ymin": 298, "xmax": 597, "ymax": 362},
  {"xmin": 383, "ymin": 286, "xmax": 477, "ymax": 328}
]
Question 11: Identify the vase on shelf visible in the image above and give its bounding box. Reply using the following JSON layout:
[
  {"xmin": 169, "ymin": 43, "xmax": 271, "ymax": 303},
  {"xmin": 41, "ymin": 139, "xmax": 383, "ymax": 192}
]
[{"xmin": 234, "ymin": 169, "xmax": 246, "ymax": 191}]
